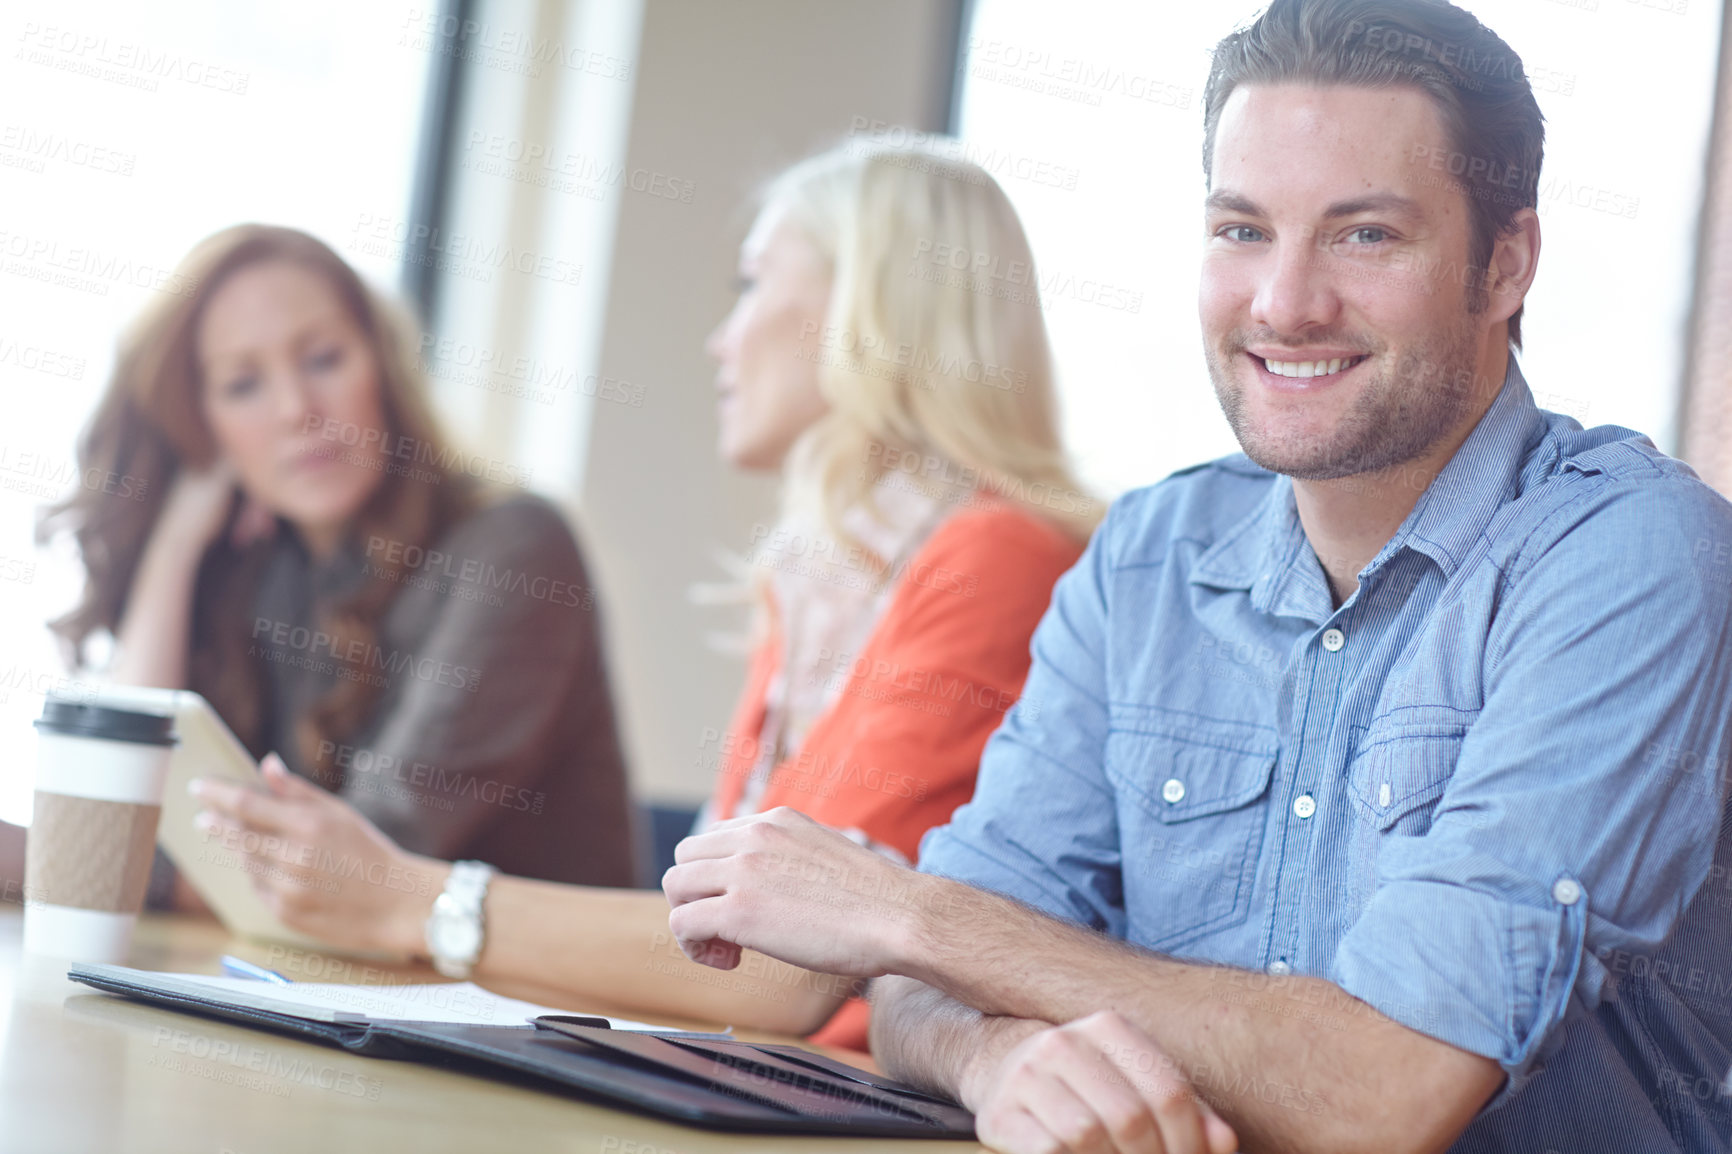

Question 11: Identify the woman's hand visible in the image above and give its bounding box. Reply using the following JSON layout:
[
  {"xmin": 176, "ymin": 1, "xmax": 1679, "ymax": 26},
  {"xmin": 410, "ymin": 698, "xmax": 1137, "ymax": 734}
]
[
  {"xmin": 662, "ymin": 806, "xmax": 945, "ymax": 977},
  {"xmin": 150, "ymin": 460, "xmax": 275, "ymax": 557},
  {"xmin": 111, "ymin": 461, "xmax": 275, "ymax": 690},
  {"xmin": 190, "ymin": 754, "xmax": 447, "ymax": 955}
]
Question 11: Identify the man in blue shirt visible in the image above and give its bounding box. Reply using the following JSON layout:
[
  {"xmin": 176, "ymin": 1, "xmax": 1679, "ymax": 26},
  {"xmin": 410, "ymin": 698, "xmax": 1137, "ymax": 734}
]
[{"xmin": 663, "ymin": 1, "xmax": 1732, "ymax": 1150}]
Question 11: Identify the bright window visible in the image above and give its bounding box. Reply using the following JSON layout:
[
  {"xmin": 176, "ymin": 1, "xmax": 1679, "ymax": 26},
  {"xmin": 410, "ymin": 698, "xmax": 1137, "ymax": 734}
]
[{"xmin": 0, "ymin": 0, "xmax": 431, "ymax": 822}]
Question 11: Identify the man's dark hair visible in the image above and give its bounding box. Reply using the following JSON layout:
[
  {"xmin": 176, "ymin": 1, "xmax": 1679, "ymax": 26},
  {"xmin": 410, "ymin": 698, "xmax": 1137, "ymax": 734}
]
[{"xmin": 1203, "ymin": 0, "xmax": 1545, "ymax": 348}]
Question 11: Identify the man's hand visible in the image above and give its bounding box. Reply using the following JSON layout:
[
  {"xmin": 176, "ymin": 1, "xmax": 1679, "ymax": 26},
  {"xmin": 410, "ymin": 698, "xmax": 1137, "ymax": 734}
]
[
  {"xmin": 191, "ymin": 754, "xmax": 445, "ymax": 955},
  {"xmin": 662, "ymin": 807, "xmax": 940, "ymax": 977},
  {"xmin": 968, "ymin": 1011, "xmax": 1238, "ymax": 1154}
]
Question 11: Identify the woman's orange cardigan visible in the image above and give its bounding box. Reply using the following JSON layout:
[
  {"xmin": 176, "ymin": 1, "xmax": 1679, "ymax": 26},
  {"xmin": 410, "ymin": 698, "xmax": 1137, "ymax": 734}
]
[{"xmin": 707, "ymin": 501, "xmax": 1085, "ymax": 1051}]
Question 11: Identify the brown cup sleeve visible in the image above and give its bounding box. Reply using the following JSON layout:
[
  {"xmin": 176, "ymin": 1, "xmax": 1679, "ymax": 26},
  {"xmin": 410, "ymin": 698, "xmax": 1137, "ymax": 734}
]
[{"xmin": 25, "ymin": 792, "xmax": 162, "ymax": 914}]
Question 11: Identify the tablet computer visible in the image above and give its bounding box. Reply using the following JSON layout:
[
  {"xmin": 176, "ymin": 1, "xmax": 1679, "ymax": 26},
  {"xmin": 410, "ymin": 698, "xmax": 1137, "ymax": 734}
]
[{"xmin": 85, "ymin": 685, "xmax": 376, "ymax": 953}]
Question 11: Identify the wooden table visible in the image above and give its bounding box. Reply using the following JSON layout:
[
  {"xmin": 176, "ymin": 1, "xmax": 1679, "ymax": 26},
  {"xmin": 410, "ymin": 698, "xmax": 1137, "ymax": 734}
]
[{"xmin": 0, "ymin": 905, "xmax": 982, "ymax": 1153}]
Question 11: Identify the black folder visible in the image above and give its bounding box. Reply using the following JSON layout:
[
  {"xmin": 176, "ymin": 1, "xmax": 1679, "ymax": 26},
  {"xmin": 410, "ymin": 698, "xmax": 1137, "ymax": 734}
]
[{"xmin": 68, "ymin": 962, "xmax": 976, "ymax": 1138}]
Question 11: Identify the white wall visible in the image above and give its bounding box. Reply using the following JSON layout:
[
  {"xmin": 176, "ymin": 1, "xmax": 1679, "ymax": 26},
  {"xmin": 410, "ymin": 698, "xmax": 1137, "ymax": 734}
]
[{"xmin": 578, "ymin": 0, "xmax": 962, "ymax": 804}]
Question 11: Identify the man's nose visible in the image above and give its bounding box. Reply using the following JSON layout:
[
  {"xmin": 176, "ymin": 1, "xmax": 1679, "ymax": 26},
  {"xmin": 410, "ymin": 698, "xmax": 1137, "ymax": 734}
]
[{"xmin": 1250, "ymin": 233, "xmax": 1340, "ymax": 335}]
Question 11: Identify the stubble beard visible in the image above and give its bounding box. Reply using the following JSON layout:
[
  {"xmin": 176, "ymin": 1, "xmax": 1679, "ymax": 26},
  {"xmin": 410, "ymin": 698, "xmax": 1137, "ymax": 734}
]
[{"xmin": 1206, "ymin": 310, "xmax": 1484, "ymax": 482}]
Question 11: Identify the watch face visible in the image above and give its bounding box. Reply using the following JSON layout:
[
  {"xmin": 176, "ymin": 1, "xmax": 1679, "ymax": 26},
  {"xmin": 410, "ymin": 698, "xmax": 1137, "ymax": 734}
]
[{"xmin": 430, "ymin": 916, "xmax": 481, "ymax": 960}]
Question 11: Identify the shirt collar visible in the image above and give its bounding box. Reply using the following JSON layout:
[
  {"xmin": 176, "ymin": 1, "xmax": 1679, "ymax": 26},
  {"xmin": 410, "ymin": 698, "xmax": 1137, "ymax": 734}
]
[
  {"xmin": 1190, "ymin": 357, "xmax": 1545, "ymax": 618},
  {"xmin": 1191, "ymin": 473, "xmax": 1334, "ymax": 622},
  {"xmin": 1368, "ymin": 356, "xmax": 1544, "ymax": 582}
]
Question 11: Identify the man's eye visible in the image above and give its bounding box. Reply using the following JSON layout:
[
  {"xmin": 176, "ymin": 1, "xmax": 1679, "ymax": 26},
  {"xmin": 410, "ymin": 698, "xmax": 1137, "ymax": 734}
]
[
  {"xmin": 1219, "ymin": 225, "xmax": 1266, "ymax": 244},
  {"xmin": 1346, "ymin": 226, "xmax": 1389, "ymax": 245}
]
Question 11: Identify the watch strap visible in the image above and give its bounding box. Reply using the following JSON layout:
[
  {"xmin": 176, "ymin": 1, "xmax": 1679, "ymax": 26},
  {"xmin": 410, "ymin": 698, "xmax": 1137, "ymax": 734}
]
[{"xmin": 427, "ymin": 860, "xmax": 495, "ymax": 978}]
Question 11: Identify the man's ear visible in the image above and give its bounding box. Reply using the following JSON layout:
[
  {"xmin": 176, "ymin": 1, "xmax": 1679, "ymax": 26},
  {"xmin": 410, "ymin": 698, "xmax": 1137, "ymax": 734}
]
[{"xmin": 1485, "ymin": 207, "xmax": 1541, "ymax": 325}]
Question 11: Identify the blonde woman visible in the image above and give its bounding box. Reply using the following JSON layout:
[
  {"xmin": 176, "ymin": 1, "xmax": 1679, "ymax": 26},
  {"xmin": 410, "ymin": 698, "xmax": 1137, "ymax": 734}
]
[{"xmin": 196, "ymin": 142, "xmax": 1100, "ymax": 1048}]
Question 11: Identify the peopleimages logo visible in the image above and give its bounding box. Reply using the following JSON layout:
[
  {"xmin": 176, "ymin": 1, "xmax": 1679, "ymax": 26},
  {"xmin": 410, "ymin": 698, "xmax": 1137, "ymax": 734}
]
[
  {"xmin": 867, "ymin": 443, "xmax": 1096, "ymax": 517},
  {"xmin": 907, "ymin": 238, "xmax": 1143, "ymax": 315},
  {"xmin": 0, "ymin": 443, "xmax": 150, "ymax": 502},
  {"xmin": 0, "ymin": 124, "xmax": 136, "ymax": 176},
  {"xmin": 15, "ymin": 22, "xmax": 251, "ymax": 94},
  {"xmin": 796, "ymin": 319, "xmax": 1028, "ymax": 394},
  {"xmin": 0, "ymin": 335, "xmax": 86, "ymax": 378},
  {"xmin": 365, "ymin": 535, "xmax": 595, "ymax": 611},
  {"xmin": 147, "ymin": 1026, "xmax": 382, "ymax": 1100},
  {"xmin": 349, "ymin": 213, "xmax": 583, "ymax": 286},
  {"xmin": 461, "ymin": 131, "xmax": 694, "ymax": 203},
  {"xmin": 417, "ymin": 334, "xmax": 647, "ymax": 407},
  {"xmin": 398, "ymin": 10, "xmax": 633, "ymax": 80},
  {"xmin": 747, "ymin": 521, "xmax": 982, "ymax": 598},
  {"xmin": 961, "ymin": 38, "xmax": 1192, "ymax": 111},
  {"xmin": 0, "ymin": 228, "xmax": 199, "ymax": 297},
  {"xmin": 318, "ymin": 741, "xmax": 547, "ymax": 815},
  {"xmin": 249, "ymin": 617, "xmax": 482, "ymax": 693},
  {"xmin": 302, "ymin": 416, "xmax": 534, "ymax": 488},
  {"xmin": 846, "ymin": 118, "xmax": 1084, "ymax": 191}
]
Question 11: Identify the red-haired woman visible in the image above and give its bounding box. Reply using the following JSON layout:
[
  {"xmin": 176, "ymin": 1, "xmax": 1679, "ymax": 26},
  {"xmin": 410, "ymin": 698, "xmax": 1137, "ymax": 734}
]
[{"xmin": 4, "ymin": 224, "xmax": 637, "ymax": 904}]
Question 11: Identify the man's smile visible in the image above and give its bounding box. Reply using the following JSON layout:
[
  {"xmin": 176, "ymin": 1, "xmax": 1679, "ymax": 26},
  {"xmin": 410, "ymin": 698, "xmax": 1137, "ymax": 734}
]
[{"xmin": 1244, "ymin": 348, "xmax": 1372, "ymax": 389}]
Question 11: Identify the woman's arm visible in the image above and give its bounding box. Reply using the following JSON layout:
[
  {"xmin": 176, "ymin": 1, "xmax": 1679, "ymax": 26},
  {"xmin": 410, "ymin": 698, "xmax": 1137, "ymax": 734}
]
[
  {"xmin": 474, "ymin": 872, "xmax": 854, "ymax": 1034},
  {"xmin": 194, "ymin": 758, "xmax": 849, "ymax": 1035},
  {"xmin": 107, "ymin": 466, "xmax": 239, "ymax": 688},
  {"xmin": 194, "ymin": 505, "xmax": 1074, "ymax": 1032}
]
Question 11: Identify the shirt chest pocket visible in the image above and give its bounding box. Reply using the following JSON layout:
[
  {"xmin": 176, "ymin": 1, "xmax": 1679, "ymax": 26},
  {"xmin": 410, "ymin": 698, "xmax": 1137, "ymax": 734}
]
[
  {"xmin": 1346, "ymin": 725, "xmax": 1465, "ymax": 834},
  {"xmin": 1104, "ymin": 720, "xmax": 1277, "ymax": 953},
  {"xmin": 1341, "ymin": 722, "xmax": 1465, "ymax": 909}
]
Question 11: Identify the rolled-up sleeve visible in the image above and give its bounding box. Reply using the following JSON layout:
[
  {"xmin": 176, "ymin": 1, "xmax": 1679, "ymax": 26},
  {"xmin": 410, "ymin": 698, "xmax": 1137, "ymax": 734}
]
[
  {"xmin": 1331, "ymin": 479, "xmax": 1732, "ymax": 1105},
  {"xmin": 917, "ymin": 502, "xmax": 1127, "ymax": 937}
]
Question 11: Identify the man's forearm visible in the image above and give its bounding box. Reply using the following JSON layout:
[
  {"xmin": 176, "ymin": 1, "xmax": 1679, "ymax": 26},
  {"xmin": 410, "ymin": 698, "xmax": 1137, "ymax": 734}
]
[
  {"xmin": 870, "ymin": 975, "xmax": 1049, "ymax": 1104},
  {"xmin": 893, "ymin": 876, "xmax": 1499, "ymax": 1153}
]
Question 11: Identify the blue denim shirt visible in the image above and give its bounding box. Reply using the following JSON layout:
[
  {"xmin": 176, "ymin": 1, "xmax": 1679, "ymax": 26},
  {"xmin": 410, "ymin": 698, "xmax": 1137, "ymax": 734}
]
[{"xmin": 919, "ymin": 363, "xmax": 1732, "ymax": 1151}]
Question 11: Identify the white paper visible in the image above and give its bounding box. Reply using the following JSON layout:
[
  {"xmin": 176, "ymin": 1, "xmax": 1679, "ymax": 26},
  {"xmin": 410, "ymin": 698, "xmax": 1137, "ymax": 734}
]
[{"xmin": 125, "ymin": 969, "xmax": 678, "ymax": 1030}]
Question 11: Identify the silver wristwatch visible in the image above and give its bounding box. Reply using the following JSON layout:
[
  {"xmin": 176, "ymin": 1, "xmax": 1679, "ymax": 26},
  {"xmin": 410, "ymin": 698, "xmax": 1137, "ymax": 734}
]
[{"xmin": 425, "ymin": 860, "xmax": 496, "ymax": 978}]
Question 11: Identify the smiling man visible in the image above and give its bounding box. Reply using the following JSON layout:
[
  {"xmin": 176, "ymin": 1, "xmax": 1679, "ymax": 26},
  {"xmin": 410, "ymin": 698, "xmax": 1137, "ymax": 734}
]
[{"xmin": 662, "ymin": 1, "xmax": 1732, "ymax": 1151}]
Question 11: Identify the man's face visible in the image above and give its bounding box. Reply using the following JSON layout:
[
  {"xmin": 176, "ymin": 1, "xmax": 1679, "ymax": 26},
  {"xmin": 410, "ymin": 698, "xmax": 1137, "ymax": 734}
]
[{"xmin": 1200, "ymin": 84, "xmax": 1492, "ymax": 481}]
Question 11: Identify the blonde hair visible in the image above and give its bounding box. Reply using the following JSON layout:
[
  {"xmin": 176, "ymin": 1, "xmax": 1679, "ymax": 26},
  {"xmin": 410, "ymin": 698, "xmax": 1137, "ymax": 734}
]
[{"xmin": 757, "ymin": 139, "xmax": 1099, "ymax": 564}]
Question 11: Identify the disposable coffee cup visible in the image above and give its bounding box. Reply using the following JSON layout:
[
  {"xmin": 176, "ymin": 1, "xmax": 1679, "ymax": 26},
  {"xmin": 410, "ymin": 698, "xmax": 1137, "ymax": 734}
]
[{"xmin": 24, "ymin": 694, "xmax": 176, "ymax": 963}]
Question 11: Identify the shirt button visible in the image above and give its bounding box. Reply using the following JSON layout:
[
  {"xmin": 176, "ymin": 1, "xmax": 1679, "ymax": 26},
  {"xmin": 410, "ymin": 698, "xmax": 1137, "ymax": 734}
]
[
  {"xmin": 1267, "ymin": 960, "xmax": 1291, "ymax": 976},
  {"xmin": 1161, "ymin": 778, "xmax": 1186, "ymax": 804},
  {"xmin": 1321, "ymin": 628, "xmax": 1346, "ymax": 652},
  {"xmin": 1552, "ymin": 878, "xmax": 1583, "ymax": 906},
  {"xmin": 1293, "ymin": 794, "xmax": 1316, "ymax": 819}
]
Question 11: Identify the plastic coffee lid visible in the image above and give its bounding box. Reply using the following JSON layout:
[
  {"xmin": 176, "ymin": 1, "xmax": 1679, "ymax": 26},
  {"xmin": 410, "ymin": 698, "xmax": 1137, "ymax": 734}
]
[{"xmin": 34, "ymin": 696, "xmax": 177, "ymax": 746}]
